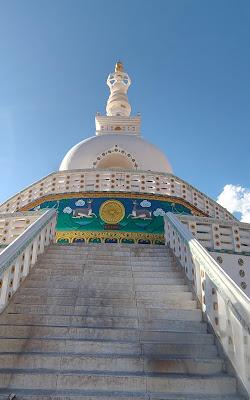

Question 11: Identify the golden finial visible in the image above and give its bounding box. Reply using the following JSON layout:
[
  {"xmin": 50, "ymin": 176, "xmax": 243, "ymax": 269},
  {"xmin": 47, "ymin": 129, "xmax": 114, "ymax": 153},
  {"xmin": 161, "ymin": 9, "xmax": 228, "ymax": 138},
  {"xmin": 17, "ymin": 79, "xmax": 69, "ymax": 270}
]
[{"xmin": 115, "ymin": 61, "xmax": 123, "ymax": 72}]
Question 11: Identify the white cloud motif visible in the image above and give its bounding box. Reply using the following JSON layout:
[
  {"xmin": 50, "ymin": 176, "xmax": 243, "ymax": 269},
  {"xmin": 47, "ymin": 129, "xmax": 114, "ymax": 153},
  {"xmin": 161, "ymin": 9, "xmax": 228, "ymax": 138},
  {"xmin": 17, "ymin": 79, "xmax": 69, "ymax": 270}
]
[
  {"xmin": 75, "ymin": 199, "xmax": 85, "ymax": 207},
  {"xmin": 153, "ymin": 208, "xmax": 166, "ymax": 217},
  {"xmin": 33, "ymin": 205, "xmax": 40, "ymax": 211},
  {"xmin": 217, "ymin": 184, "xmax": 250, "ymax": 223},
  {"xmin": 63, "ymin": 207, "xmax": 72, "ymax": 214},
  {"xmin": 140, "ymin": 200, "xmax": 151, "ymax": 208}
]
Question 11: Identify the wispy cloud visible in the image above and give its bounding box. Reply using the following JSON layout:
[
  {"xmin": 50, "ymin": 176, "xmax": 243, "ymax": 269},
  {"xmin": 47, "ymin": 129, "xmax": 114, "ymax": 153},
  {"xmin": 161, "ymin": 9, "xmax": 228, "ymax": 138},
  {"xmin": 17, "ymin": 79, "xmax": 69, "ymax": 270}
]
[{"xmin": 217, "ymin": 184, "xmax": 250, "ymax": 223}]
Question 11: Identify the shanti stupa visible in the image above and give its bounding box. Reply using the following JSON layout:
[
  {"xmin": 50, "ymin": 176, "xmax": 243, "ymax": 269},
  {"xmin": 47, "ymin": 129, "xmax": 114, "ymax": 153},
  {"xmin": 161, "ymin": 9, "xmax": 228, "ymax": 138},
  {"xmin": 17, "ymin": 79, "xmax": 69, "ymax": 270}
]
[
  {"xmin": 0, "ymin": 62, "xmax": 249, "ymax": 296},
  {"xmin": 0, "ymin": 62, "xmax": 249, "ymax": 397}
]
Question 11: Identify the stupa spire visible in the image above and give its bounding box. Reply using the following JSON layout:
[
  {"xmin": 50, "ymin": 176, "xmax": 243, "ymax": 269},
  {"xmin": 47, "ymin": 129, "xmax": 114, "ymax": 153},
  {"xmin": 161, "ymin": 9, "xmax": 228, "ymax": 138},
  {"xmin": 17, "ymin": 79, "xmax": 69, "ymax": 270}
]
[{"xmin": 106, "ymin": 61, "xmax": 131, "ymax": 117}]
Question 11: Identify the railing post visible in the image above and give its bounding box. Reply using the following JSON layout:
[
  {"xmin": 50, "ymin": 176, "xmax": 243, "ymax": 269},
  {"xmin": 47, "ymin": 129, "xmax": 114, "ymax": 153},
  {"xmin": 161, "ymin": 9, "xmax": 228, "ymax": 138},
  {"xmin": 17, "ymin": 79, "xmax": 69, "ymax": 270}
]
[
  {"xmin": 23, "ymin": 245, "xmax": 31, "ymax": 277},
  {"xmin": 31, "ymin": 237, "xmax": 39, "ymax": 265},
  {"xmin": 12, "ymin": 255, "xmax": 21, "ymax": 292},
  {"xmin": 0, "ymin": 267, "xmax": 11, "ymax": 311},
  {"xmin": 39, "ymin": 229, "xmax": 45, "ymax": 254}
]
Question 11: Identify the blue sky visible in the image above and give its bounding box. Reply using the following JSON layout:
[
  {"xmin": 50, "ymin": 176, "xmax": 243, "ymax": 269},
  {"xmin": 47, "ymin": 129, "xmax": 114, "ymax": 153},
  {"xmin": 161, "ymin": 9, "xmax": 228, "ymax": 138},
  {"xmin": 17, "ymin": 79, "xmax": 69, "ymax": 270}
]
[{"xmin": 0, "ymin": 0, "xmax": 250, "ymax": 207}]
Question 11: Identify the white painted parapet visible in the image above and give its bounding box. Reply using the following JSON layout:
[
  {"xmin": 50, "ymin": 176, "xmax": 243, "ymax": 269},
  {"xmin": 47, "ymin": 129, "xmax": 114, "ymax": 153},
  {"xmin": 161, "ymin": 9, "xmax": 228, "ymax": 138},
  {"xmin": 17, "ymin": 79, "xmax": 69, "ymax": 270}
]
[
  {"xmin": 0, "ymin": 169, "xmax": 234, "ymax": 221},
  {"xmin": 0, "ymin": 209, "xmax": 57, "ymax": 313},
  {"xmin": 178, "ymin": 215, "xmax": 250, "ymax": 253},
  {"xmin": 164, "ymin": 212, "xmax": 250, "ymax": 395},
  {"xmin": 0, "ymin": 210, "xmax": 47, "ymax": 250},
  {"xmin": 177, "ymin": 214, "xmax": 250, "ymax": 296}
]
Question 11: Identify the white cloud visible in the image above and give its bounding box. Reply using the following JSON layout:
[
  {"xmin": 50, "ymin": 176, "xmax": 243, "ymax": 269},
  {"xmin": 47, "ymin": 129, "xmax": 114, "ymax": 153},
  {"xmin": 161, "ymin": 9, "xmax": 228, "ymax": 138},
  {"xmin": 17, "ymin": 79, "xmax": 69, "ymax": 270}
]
[
  {"xmin": 140, "ymin": 200, "xmax": 151, "ymax": 208},
  {"xmin": 217, "ymin": 184, "xmax": 250, "ymax": 223},
  {"xmin": 63, "ymin": 206, "xmax": 72, "ymax": 214},
  {"xmin": 153, "ymin": 208, "xmax": 166, "ymax": 217},
  {"xmin": 75, "ymin": 199, "xmax": 85, "ymax": 206}
]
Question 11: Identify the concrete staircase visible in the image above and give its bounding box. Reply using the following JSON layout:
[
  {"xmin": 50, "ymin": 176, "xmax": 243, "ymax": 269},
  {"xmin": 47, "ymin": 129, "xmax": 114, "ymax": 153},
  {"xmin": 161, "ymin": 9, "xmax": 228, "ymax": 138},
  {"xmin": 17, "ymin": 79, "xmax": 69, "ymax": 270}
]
[{"xmin": 0, "ymin": 244, "xmax": 244, "ymax": 399}]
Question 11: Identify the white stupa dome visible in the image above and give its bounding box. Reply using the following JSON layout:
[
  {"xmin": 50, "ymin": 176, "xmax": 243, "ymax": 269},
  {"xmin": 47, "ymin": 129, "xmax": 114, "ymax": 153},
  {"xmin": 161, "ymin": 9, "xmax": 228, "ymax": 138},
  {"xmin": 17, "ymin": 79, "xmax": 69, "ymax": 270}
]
[
  {"xmin": 59, "ymin": 62, "xmax": 172, "ymax": 174},
  {"xmin": 59, "ymin": 133, "xmax": 172, "ymax": 173}
]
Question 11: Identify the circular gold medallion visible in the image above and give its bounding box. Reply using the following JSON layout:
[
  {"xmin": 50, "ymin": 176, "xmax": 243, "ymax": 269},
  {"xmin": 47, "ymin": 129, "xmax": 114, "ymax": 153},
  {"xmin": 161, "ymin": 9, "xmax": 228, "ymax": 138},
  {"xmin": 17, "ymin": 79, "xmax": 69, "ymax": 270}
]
[{"xmin": 99, "ymin": 200, "xmax": 125, "ymax": 224}]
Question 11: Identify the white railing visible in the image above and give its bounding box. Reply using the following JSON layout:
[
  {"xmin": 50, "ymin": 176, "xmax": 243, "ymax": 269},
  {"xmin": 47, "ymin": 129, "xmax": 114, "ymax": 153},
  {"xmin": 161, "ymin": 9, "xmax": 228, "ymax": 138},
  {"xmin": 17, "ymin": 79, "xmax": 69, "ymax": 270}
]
[
  {"xmin": 0, "ymin": 209, "xmax": 57, "ymax": 312},
  {"xmin": 178, "ymin": 215, "xmax": 250, "ymax": 253},
  {"xmin": 164, "ymin": 212, "xmax": 250, "ymax": 394},
  {"xmin": 0, "ymin": 210, "xmax": 46, "ymax": 248},
  {"xmin": 0, "ymin": 169, "xmax": 234, "ymax": 221}
]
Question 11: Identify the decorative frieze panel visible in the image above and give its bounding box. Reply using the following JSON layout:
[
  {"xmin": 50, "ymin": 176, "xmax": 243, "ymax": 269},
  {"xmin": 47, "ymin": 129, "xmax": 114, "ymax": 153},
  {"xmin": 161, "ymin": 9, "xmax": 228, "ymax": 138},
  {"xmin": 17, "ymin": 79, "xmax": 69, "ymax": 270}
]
[{"xmin": 24, "ymin": 192, "xmax": 194, "ymax": 245}]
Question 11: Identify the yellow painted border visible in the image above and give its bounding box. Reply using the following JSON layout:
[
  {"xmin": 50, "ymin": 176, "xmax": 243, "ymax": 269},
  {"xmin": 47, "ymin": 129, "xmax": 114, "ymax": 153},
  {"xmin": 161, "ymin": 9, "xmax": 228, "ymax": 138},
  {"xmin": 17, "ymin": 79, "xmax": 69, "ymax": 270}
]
[{"xmin": 20, "ymin": 191, "xmax": 206, "ymax": 216}]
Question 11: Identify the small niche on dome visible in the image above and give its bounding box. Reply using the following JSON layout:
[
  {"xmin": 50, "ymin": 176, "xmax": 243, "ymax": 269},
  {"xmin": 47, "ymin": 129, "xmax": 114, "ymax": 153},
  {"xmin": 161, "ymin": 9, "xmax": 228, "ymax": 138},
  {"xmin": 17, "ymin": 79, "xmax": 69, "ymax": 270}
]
[{"xmin": 115, "ymin": 126, "xmax": 122, "ymax": 131}]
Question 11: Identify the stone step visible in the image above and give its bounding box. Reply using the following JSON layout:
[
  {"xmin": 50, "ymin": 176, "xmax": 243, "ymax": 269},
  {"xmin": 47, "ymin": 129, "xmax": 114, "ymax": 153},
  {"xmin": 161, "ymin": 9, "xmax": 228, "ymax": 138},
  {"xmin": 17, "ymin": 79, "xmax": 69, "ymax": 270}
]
[
  {"xmin": 47, "ymin": 248, "xmax": 169, "ymax": 255},
  {"xmin": 0, "ymin": 338, "xmax": 141, "ymax": 355},
  {"xmin": 0, "ymin": 371, "xmax": 236, "ymax": 395},
  {"xmin": 0, "ymin": 353, "xmax": 223, "ymax": 375},
  {"xmin": 0, "ymin": 336, "xmax": 216, "ymax": 355},
  {"xmin": 134, "ymin": 277, "xmax": 185, "ymax": 284},
  {"xmin": 21, "ymin": 281, "xmax": 137, "ymax": 290},
  {"xmin": 37, "ymin": 264, "xmax": 133, "ymax": 271},
  {"xmin": 139, "ymin": 331, "xmax": 212, "ymax": 343},
  {"xmin": 47, "ymin": 250, "xmax": 169, "ymax": 256},
  {"xmin": 7, "ymin": 304, "xmax": 138, "ymax": 317},
  {"xmin": 21, "ymin": 280, "xmax": 187, "ymax": 290},
  {"xmin": 135, "ymin": 284, "xmax": 188, "ymax": 292},
  {"xmin": 39, "ymin": 261, "xmax": 131, "ymax": 268},
  {"xmin": 24, "ymin": 275, "xmax": 185, "ymax": 285},
  {"xmin": 10, "ymin": 299, "xmax": 196, "ymax": 312},
  {"xmin": 132, "ymin": 266, "xmax": 179, "ymax": 272},
  {"xmin": 31, "ymin": 270, "xmax": 132, "ymax": 277},
  {"xmin": 13, "ymin": 295, "xmax": 136, "ymax": 307},
  {"xmin": 0, "ymin": 392, "xmax": 243, "ymax": 400},
  {"xmin": 37, "ymin": 265, "xmax": 179, "ymax": 273},
  {"xmin": 0, "ymin": 314, "xmax": 139, "ymax": 329},
  {"xmin": 141, "ymin": 320, "xmax": 208, "ymax": 333},
  {"xmin": 25, "ymin": 275, "xmax": 186, "ymax": 285},
  {"xmin": 46, "ymin": 250, "xmax": 130, "ymax": 255},
  {"xmin": 34, "ymin": 268, "xmax": 84, "ymax": 275},
  {"xmin": 138, "ymin": 308, "xmax": 201, "ymax": 321},
  {"xmin": 14, "ymin": 290, "xmax": 194, "ymax": 304},
  {"xmin": 43, "ymin": 253, "xmax": 171, "ymax": 259},
  {"xmin": 0, "ymin": 392, "xmax": 144, "ymax": 400},
  {"xmin": 8, "ymin": 302, "xmax": 198, "ymax": 316},
  {"xmin": 49, "ymin": 243, "xmax": 166, "ymax": 248},
  {"xmin": 133, "ymin": 271, "xmax": 182, "ymax": 277},
  {"xmin": 17, "ymin": 288, "xmax": 136, "ymax": 298},
  {"xmin": 0, "ymin": 312, "xmax": 203, "ymax": 328},
  {"xmin": 151, "ymin": 396, "xmax": 243, "ymax": 400},
  {"xmin": 136, "ymin": 290, "xmax": 192, "ymax": 300},
  {"xmin": 0, "ymin": 321, "xmax": 208, "ymax": 339},
  {"xmin": 142, "ymin": 342, "xmax": 217, "ymax": 357},
  {"xmin": 42, "ymin": 256, "xmax": 131, "ymax": 263},
  {"xmin": 0, "ymin": 325, "xmax": 140, "ymax": 341},
  {"xmin": 131, "ymin": 261, "xmax": 171, "ymax": 265}
]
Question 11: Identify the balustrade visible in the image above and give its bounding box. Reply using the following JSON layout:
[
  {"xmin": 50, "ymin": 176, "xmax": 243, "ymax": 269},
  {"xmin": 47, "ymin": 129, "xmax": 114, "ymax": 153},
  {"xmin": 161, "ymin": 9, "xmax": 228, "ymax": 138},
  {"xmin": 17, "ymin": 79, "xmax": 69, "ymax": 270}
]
[
  {"xmin": 178, "ymin": 215, "xmax": 250, "ymax": 253},
  {"xmin": 164, "ymin": 212, "xmax": 250, "ymax": 394},
  {"xmin": 0, "ymin": 209, "xmax": 57, "ymax": 312},
  {"xmin": 0, "ymin": 211, "xmax": 45, "ymax": 249},
  {"xmin": 0, "ymin": 169, "xmax": 234, "ymax": 221}
]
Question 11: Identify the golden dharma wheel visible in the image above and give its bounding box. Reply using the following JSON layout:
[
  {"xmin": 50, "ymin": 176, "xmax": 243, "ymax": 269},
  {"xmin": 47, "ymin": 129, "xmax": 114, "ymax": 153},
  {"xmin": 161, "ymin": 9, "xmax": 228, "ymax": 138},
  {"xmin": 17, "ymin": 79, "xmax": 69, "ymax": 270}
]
[{"xmin": 99, "ymin": 200, "xmax": 125, "ymax": 224}]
